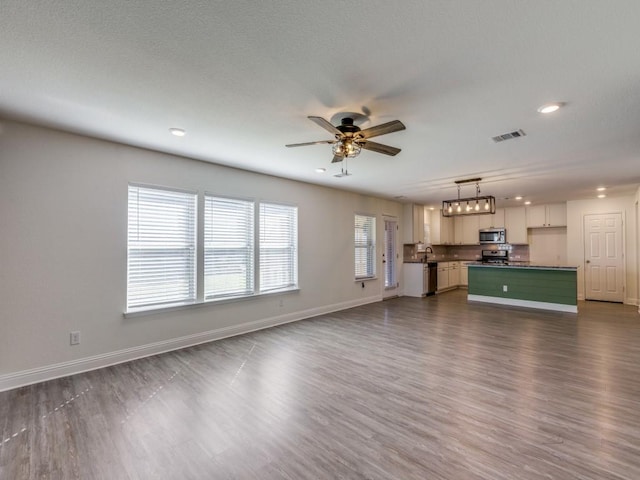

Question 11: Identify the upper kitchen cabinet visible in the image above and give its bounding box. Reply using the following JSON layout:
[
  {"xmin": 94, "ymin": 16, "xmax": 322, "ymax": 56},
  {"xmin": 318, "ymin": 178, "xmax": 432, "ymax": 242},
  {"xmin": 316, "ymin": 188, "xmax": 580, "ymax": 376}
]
[
  {"xmin": 431, "ymin": 210, "xmax": 454, "ymax": 244},
  {"xmin": 454, "ymin": 215, "xmax": 479, "ymax": 244},
  {"xmin": 477, "ymin": 208, "xmax": 505, "ymax": 229},
  {"xmin": 526, "ymin": 203, "xmax": 567, "ymax": 228},
  {"xmin": 504, "ymin": 207, "xmax": 527, "ymax": 244},
  {"xmin": 403, "ymin": 203, "xmax": 425, "ymax": 244}
]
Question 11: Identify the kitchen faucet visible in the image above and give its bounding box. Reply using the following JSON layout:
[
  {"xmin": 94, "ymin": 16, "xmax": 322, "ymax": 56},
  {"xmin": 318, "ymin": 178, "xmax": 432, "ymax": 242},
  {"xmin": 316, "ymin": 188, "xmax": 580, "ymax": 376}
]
[{"xmin": 425, "ymin": 246, "xmax": 433, "ymax": 254}]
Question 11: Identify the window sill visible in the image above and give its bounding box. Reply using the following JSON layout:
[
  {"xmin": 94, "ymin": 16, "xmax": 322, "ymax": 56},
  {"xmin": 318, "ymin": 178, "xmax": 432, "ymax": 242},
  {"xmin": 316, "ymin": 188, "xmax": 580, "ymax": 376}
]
[
  {"xmin": 124, "ymin": 287, "xmax": 300, "ymax": 318},
  {"xmin": 355, "ymin": 277, "xmax": 378, "ymax": 283}
]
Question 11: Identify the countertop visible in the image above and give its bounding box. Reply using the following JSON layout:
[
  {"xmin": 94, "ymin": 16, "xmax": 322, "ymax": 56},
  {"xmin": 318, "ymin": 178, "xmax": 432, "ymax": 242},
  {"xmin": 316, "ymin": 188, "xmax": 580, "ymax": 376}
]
[
  {"xmin": 467, "ymin": 262, "xmax": 578, "ymax": 271},
  {"xmin": 404, "ymin": 257, "xmax": 477, "ymax": 264}
]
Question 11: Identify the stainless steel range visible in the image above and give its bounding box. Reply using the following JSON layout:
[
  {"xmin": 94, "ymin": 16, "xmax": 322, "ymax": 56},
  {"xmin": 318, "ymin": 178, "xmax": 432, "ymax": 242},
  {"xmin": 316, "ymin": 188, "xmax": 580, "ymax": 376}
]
[{"xmin": 481, "ymin": 249, "xmax": 509, "ymax": 264}]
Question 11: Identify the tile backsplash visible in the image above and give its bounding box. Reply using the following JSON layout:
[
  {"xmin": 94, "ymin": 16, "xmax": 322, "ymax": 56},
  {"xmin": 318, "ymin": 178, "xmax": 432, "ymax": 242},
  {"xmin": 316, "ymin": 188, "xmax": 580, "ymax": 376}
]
[{"xmin": 404, "ymin": 243, "xmax": 529, "ymax": 261}]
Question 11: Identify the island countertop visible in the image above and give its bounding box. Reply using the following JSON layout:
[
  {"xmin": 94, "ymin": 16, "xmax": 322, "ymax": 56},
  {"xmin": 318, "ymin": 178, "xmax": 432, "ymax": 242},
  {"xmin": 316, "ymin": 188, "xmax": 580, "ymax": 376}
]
[{"xmin": 467, "ymin": 262, "xmax": 578, "ymax": 271}]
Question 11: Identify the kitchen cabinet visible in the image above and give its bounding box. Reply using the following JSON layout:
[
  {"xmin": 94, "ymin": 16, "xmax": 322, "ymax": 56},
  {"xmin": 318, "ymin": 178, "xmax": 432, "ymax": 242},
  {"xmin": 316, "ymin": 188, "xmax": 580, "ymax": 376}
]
[
  {"xmin": 449, "ymin": 261, "xmax": 460, "ymax": 286},
  {"xmin": 526, "ymin": 203, "xmax": 567, "ymax": 228},
  {"xmin": 437, "ymin": 261, "xmax": 461, "ymax": 291},
  {"xmin": 460, "ymin": 262, "xmax": 469, "ymax": 286},
  {"xmin": 437, "ymin": 262, "xmax": 450, "ymax": 291},
  {"xmin": 454, "ymin": 217, "xmax": 463, "ymax": 244},
  {"xmin": 453, "ymin": 216, "xmax": 480, "ymax": 245},
  {"xmin": 461, "ymin": 216, "xmax": 479, "ymax": 244},
  {"xmin": 403, "ymin": 204, "xmax": 425, "ymax": 244},
  {"xmin": 478, "ymin": 208, "xmax": 505, "ymax": 229},
  {"xmin": 504, "ymin": 207, "xmax": 527, "ymax": 244},
  {"xmin": 431, "ymin": 210, "xmax": 454, "ymax": 245}
]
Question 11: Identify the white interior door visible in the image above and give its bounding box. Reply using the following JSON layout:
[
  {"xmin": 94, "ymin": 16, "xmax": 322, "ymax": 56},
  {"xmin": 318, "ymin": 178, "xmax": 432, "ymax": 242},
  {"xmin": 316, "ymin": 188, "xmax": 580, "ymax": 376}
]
[
  {"xmin": 584, "ymin": 213, "xmax": 624, "ymax": 302},
  {"xmin": 383, "ymin": 217, "xmax": 399, "ymax": 298}
]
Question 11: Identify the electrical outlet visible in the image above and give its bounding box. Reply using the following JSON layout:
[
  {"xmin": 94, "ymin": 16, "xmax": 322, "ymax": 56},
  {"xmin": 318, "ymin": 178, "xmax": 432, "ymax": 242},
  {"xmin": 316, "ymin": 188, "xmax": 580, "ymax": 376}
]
[
  {"xmin": 503, "ymin": 285, "xmax": 508, "ymax": 292},
  {"xmin": 70, "ymin": 331, "xmax": 81, "ymax": 345}
]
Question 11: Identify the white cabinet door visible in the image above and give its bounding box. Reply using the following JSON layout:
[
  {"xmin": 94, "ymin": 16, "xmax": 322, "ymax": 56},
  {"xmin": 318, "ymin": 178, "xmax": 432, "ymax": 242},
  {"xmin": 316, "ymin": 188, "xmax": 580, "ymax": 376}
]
[
  {"xmin": 433, "ymin": 212, "xmax": 454, "ymax": 244},
  {"xmin": 403, "ymin": 204, "xmax": 425, "ymax": 243},
  {"xmin": 437, "ymin": 263, "xmax": 449, "ymax": 291},
  {"xmin": 462, "ymin": 216, "xmax": 479, "ymax": 244},
  {"xmin": 505, "ymin": 207, "xmax": 527, "ymax": 244},
  {"xmin": 430, "ymin": 210, "xmax": 441, "ymax": 244},
  {"xmin": 454, "ymin": 217, "xmax": 464, "ymax": 244},
  {"xmin": 526, "ymin": 205, "xmax": 547, "ymax": 227},
  {"xmin": 526, "ymin": 203, "xmax": 567, "ymax": 228},
  {"xmin": 441, "ymin": 216, "xmax": 454, "ymax": 244},
  {"xmin": 547, "ymin": 203, "xmax": 567, "ymax": 226},
  {"xmin": 460, "ymin": 265, "xmax": 468, "ymax": 286},
  {"xmin": 449, "ymin": 261, "xmax": 460, "ymax": 286},
  {"xmin": 478, "ymin": 208, "xmax": 505, "ymax": 229}
]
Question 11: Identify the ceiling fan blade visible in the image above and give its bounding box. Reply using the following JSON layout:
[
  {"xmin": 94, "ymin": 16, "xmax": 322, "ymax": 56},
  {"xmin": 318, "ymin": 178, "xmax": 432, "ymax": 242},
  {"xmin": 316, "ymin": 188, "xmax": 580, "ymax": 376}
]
[
  {"xmin": 360, "ymin": 140, "xmax": 401, "ymax": 156},
  {"xmin": 308, "ymin": 116, "xmax": 342, "ymax": 136},
  {"xmin": 331, "ymin": 155, "xmax": 344, "ymax": 163},
  {"xmin": 358, "ymin": 120, "xmax": 406, "ymax": 139},
  {"xmin": 285, "ymin": 140, "xmax": 336, "ymax": 148}
]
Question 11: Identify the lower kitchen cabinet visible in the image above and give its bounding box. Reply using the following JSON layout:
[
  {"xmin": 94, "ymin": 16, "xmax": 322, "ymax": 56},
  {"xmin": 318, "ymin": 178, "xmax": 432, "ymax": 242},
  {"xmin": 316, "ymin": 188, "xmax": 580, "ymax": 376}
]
[
  {"xmin": 437, "ymin": 261, "xmax": 462, "ymax": 292},
  {"xmin": 437, "ymin": 263, "xmax": 450, "ymax": 291},
  {"xmin": 460, "ymin": 263, "xmax": 469, "ymax": 286},
  {"xmin": 449, "ymin": 261, "xmax": 460, "ymax": 286}
]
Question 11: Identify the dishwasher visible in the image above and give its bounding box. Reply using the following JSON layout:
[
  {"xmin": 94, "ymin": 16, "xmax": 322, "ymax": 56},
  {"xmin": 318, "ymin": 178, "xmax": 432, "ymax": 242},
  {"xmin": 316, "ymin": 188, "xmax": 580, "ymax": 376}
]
[{"xmin": 426, "ymin": 262, "xmax": 437, "ymax": 296}]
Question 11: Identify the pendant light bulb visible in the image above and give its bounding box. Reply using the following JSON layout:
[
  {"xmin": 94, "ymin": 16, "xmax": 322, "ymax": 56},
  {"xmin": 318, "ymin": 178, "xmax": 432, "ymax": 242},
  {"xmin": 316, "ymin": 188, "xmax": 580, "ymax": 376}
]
[
  {"xmin": 448, "ymin": 203, "xmax": 453, "ymax": 213},
  {"xmin": 484, "ymin": 199, "xmax": 490, "ymax": 210},
  {"xmin": 457, "ymin": 204, "xmax": 461, "ymax": 213},
  {"xmin": 475, "ymin": 201, "xmax": 480, "ymax": 211}
]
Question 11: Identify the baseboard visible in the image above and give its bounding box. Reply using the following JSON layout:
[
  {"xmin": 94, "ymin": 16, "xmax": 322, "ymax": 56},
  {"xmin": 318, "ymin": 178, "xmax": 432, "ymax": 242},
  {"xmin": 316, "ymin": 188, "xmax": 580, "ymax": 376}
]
[
  {"xmin": 0, "ymin": 294, "xmax": 381, "ymax": 392},
  {"xmin": 468, "ymin": 294, "xmax": 578, "ymax": 313},
  {"xmin": 624, "ymin": 297, "xmax": 638, "ymax": 307}
]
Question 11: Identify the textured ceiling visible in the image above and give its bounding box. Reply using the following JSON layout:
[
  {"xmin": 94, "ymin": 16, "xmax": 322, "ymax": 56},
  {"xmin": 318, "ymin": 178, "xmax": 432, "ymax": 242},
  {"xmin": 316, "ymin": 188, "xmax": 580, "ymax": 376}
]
[{"xmin": 1, "ymin": 1, "xmax": 640, "ymax": 207}]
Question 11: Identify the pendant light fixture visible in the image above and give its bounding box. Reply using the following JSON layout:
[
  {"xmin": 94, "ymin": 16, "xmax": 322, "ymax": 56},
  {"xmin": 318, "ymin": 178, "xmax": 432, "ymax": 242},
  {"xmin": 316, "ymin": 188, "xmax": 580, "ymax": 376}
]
[{"xmin": 442, "ymin": 178, "xmax": 496, "ymax": 217}]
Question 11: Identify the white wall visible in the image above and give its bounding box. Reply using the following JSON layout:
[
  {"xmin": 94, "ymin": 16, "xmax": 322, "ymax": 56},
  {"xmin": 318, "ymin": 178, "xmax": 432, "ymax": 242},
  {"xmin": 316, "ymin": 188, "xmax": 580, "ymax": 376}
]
[
  {"xmin": 566, "ymin": 196, "xmax": 638, "ymax": 304},
  {"xmin": 0, "ymin": 120, "xmax": 403, "ymax": 390}
]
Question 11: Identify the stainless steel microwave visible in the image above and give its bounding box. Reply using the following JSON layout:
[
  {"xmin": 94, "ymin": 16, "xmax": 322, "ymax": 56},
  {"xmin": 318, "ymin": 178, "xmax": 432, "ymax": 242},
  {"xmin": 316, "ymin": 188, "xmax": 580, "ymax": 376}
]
[{"xmin": 479, "ymin": 228, "xmax": 506, "ymax": 244}]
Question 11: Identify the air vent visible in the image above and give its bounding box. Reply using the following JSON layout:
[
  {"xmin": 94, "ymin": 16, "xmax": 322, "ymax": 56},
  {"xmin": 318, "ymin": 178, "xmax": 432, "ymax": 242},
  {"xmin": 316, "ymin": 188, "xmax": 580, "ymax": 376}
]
[{"xmin": 492, "ymin": 129, "xmax": 526, "ymax": 143}]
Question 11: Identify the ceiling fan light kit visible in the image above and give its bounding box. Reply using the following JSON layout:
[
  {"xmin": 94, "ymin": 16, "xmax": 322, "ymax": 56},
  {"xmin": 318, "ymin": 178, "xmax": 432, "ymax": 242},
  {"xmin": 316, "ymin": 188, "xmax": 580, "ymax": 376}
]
[
  {"xmin": 442, "ymin": 178, "xmax": 496, "ymax": 217},
  {"xmin": 286, "ymin": 115, "xmax": 405, "ymax": 168}
]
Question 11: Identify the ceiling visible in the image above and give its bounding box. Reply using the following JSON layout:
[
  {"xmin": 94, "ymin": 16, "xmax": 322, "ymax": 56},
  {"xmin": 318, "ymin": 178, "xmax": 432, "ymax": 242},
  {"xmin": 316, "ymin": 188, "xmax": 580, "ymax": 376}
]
[{"xmin": 2, "ymin": 1, "xmax": 640, "ymax": 208}]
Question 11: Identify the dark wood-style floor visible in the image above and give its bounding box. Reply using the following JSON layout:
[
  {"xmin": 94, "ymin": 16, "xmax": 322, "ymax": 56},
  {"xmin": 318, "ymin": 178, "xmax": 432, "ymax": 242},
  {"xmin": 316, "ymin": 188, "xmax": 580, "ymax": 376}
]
[{"xmin": 2, "ymin": 290, "xmax": 640, "ymax": 479}]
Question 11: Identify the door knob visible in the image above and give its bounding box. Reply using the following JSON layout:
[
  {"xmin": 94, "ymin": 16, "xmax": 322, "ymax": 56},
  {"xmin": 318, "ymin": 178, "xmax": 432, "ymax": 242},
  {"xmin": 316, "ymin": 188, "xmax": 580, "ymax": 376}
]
[{"xmin": 586, "ymin": 260, "xmax": 590, "ymax": 263}]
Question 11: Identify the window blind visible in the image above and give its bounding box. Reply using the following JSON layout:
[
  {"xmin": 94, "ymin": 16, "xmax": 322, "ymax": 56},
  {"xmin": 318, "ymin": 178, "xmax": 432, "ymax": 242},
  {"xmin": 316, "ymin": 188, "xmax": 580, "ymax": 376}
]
[
  {"xmin": 204, "ymin": 196, "xmax": 255, "ymax": 299},
  {"xmin": 259, "ymin": 203, "xmax": 298, "ymax": 292},
  {"xmin": 355, "ymin": 214, "xmax": 376, "ymax": 279},
  {"xmin": 127, "ymin": 185, "xmax": 197, "ymax": 310},
  {"xmin": 384, "ymin": 219, "xmax": 397, "ymax": 287}
]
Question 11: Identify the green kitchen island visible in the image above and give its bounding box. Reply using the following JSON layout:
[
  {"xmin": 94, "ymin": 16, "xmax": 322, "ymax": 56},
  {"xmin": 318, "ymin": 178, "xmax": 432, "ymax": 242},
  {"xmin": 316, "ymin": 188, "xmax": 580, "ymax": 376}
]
[{"xmin": 467, "ymin": 263, "xmax": 578, "ymax": 313}]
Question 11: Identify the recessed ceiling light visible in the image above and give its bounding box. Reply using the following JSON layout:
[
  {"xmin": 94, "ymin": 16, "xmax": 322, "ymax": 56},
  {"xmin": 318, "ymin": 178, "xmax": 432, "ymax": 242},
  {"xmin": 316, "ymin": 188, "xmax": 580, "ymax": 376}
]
[
  {"xmin": 515, "ymin": 196, "xmax": 523, "ymax": 200},
  {"xmin": 315, "ymin": 168, "xmax": 326, "ymax": 173},
  {"xmin": 429, "ymin": 207, "xmax": 435, "ymax": 211},
  {"xmin": 537, "ymin": 103, "xmax": 563, "ymax": 114},
  {"xmin": 597, "ymin": 194, "xmax": 606, "ymax": 198},
  {"xmin": 596, "ymin": 186, "xmax": 606, "ymax": 191},
  {"xmin": 169, "ymin": 128, "xmax": 186, "ymax": 137},
  {"xmin": 524, "ymin": 201, "xmax": 531, "ymax": 205}
]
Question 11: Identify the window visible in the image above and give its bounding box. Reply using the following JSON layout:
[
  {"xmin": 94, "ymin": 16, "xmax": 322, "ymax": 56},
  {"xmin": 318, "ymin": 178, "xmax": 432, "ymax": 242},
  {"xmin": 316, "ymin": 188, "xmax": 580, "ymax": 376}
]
[
  {"xmin": 127, "ymin": 185, "xmax": 197, "ymax": 310},
  {"xmin": 204, "ymin": 196, "xmax": 254, "ymax": 299},
  {"xmin": 355, "ymin": 214, "xmax": 376, "ymax": 279},
  {"xmin": 259, "ymin": 203, "xmax": 298, "ymax": 292}
]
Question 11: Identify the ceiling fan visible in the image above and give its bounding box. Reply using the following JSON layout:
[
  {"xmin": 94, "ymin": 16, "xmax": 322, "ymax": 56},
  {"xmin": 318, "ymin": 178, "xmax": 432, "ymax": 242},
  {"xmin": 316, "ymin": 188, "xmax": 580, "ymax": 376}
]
[{"xmin": 286, "ymin": 116, "xmax": 406, "ymax": 163}]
